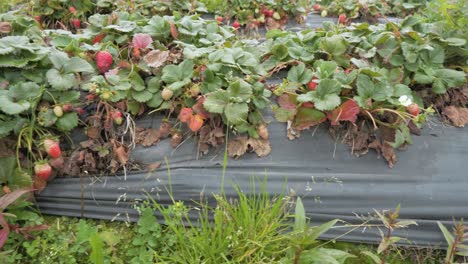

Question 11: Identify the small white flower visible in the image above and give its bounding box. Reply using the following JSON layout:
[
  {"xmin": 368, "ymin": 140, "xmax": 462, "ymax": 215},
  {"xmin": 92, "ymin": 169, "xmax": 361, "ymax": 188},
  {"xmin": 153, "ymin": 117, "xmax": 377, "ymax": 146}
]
[{"xmin": 398, "ymin": 95, "xmax": 412, "ymax": 107}]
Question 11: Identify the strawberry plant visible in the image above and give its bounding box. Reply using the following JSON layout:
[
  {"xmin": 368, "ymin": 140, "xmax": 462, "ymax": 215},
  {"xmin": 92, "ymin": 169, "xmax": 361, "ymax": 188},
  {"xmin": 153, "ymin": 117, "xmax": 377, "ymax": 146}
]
[
  {"xmin": 311, "ymin": 0, "xmax": 429, "ymax": 21},
  {"xmin": 263, "ymin": 17, "xmax": 466, "ymax": 166}
]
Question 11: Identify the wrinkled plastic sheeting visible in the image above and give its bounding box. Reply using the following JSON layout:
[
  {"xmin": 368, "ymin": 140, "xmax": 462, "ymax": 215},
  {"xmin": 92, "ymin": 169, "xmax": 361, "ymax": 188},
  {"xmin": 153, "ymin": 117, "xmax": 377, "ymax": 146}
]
[{"xmin": 37, "ymin": 111, "xmax": 468, "ymax": 248}]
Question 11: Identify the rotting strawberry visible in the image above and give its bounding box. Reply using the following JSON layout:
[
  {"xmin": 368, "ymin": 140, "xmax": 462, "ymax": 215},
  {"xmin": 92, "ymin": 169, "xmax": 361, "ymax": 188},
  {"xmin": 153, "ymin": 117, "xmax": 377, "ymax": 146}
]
[
  {"xmin": 188, "ymin": 114, "xmax": 204, "ymax": 132},
  {"xmin": 34, "ymin": 161, "xmax": 52, "ymax": 181},
  {"xmin": 68, "ymin": 6, "xmax": 76, "ymax": 13},
  {"xmin": 232, "ymin": 21, "xmax": 241, "ymax": 29},
  {"xmin": 161, "ymin": 88, "xmax": 173, "ymax": 100},
  {"xmin": 49, "ymin": 156, "xmax": 64, "ymax": 169},
  {"xmin": 171, "ymin": 132, "xmax": 183, "ymax": 148},
  {"xmin": 96, "ymin": 50, "xmax": 113, "ymax": 74},
  {"xmin": 75, "ymin": 107, "xmax": 85, "ymax": 115},
  {"xmin": 72, "ymin": 19, "xmax": 80, "ymax": 29},
  {"xmin": 216, "ymin": 16, "xmax": 223, "ymax": 23},
  {"xmin": 112, "ymin": 111, "xmax": 123, "ymax": 125},
  {"xmin": 338, "ymin": 14, "xmax": 346, "ymax": 24},
  {"xmin": 179, "ymin": 107, "xmax": 193, "ymax": 123},
  {"xmin": 43, "ymin": 138, "xmax": 62, "ymax": 158},
  {"xmin": 407, "ymin": 103, "xmax": 420, "ymax": 116},
  {"xmin": 257, "ymin": 124, "xmax": 269, "ymax": 140},
  {"xmin": 313, "ymin": 4, "xmax": 321, "ymax": 11},
  {"xmin": 53, "ymin": 105, "xmax": 64, "ymax": 117},
  {"xmin": 307, "ymin": 77, "xmax": 318, "ymax": 91}
]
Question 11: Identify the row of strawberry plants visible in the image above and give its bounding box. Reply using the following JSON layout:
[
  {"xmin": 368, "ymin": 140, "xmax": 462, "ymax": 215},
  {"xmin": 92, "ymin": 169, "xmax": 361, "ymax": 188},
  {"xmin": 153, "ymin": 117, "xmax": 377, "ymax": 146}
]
[
  {"xmin": 0, "ymin": 12, "xmax": 272, "ymax": 188},
  {"xmin": 10, "ymin": 0, "xmax": 313, "ymax": 32},
  {"xmin": 261, "ymin": 16, "xmax": 465, "ymax": 166},
  {"xmin": 310, "ymin": 0, "xmax": 430, "ymax": 22},
  {"xmin": 0, "ymin": 5, "xmax": 466, "ymax": 189}
]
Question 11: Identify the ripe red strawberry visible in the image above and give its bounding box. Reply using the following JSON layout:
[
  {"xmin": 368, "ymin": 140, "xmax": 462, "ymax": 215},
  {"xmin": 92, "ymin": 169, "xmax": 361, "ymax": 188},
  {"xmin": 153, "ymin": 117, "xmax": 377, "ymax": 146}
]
[
  {"xmin": 307, "ymin": 77, "xmax": 318, "ymax": 91},
  {"xmin": 53, "ymin": 105, "xmax": 64, "ymax": 117},
  {"xmin": 112, "ymin": 111, "xmax": 123, "ymax": 125},
  {"xmin": 72, "ymin": 19, "xmax": 80, "ymax": 29},
  {"xmin": 34, "ymin": 161, "xmax": 52, "ymax": 181},
  {"xmin": 407, "ymin": 103, "xmax": 420, "ymax": 116},
  {"xmin": 188, "ymin": 114, "xmax": 204, "ymax": 132},
  {"xmin": 69, "ymin": 6, "xmax": 76, "ymax": 13},
  {"xmin": 345, "ymin": 68, "xmax": 352, "ymax": 74},
  {"xmin": 216, "ymin": 16, "xmax": 223, "ymax": 23},
  {"xmin": 179, "ymin": 107, "xmax": 193, "ymax": 123},
  {"xmin": 43, "ymin": 138, "xmax": 62, "ymax": 158},
  {"xmin": 96, "ymin": 51, "xmax": 113, "ymax": 74},
  {"xmin": 92, "ymin": 33, "xmax": 106, "ymax": 44},
  {"xmin": 313, "ymin": 4, "xmax": 321, "ymax": 11},
  {"xmin": 232, "ymin": 21, "xmax": 241, "ymax": 29},
  {"xmin": 34, "ymin": 15, "xmax": 41, "ymax": 23},
  {"xmin": 338, "ymin": 14, "xmax": 346, "ymax": 24},
  {"xmin": 161, "ymin": 88, "xmax": 173, "ymax": 100},
  {"xmin": 257, "ymin": 124, "xmax": 269, "ymax": 139},
  {"xmin": 264, "ymin": 9, "xmax": 274, "ymax": 17}
]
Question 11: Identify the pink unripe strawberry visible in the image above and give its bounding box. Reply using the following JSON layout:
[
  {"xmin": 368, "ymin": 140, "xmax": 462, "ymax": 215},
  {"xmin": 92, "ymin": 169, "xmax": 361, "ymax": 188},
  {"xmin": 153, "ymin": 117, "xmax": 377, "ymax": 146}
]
[
  {"xmin": 407, "ymin": 103, "xmax": 420, "ymax": 116},
  {"xmin": 34, "ymin": 161, "xmax": 52, "ymax": 181}
]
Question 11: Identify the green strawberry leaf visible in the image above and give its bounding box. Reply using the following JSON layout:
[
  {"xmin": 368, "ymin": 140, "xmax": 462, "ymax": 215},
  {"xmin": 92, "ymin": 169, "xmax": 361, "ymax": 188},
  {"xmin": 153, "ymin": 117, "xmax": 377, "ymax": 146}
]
[
  {"xmin": 203, "ymin": 90, "xmax": 230, "ymax": 114},
  {"xmin": 320, "ymin": 35, "xmax": 347, "ymax": 56},
  {"xmin": 63, "ymin": 57, "xmax": 94, "ymax": 73},
  {"xmin": 55, "ymin": 112, "xmax": 78, "ymax": 132},
  {"xmin": 46, "ymin": 69, "xmax": 76, "ymax": 90},
  {"xmin": 146, "ymin": 93, "xmax": 163, "ymax": 108},
  {"xmin": 287, "ymin": 63, "xmax": 313, "ymax": 84},
  {"xmin": 132, "ymin": 90, "xmax": 153, "ymax": 103},
  {"xmin": 224, "ymin": 103, "xmax": 248, "ymax": 125},
  {"xmin": 227, "ymin": 79, "xmax": 252, "ymax": 100},
  {"xmin": 0, "ymin": 92, "xmax": 31, "ymax": 115}
]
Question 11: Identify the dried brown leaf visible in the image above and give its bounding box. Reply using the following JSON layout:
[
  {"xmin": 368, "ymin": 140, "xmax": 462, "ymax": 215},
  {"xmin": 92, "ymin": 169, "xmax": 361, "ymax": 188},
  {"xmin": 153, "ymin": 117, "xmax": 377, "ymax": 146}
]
[
  {"xmin": 144, "ymin": 50, "xmax": 170, "ymax": 68},
  {"xmin": 146, "ymin": 161, "xmax": 161, "ymax": 171},
  {"xmin": 382, "ymin": 141, "xmax": 397, "ymax": 168},
  {"xmin": 0, "ymin": 22, "xmax": 11, "ymax": 33},
  {"xmin": 228, "ymin": 136, "xmax": 249, "ymax": 158},
  {"xmin": 443, "ymin": 106, "xmax": 468, "ymax": 127},
  {"xmin": 247, "ymin": 138, "xmax": 272, "ymax": 157}
]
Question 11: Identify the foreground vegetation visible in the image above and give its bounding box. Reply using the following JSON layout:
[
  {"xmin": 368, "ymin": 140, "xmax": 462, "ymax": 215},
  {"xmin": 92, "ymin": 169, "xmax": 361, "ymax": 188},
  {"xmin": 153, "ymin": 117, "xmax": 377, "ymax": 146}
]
[{"xmin": 1, "ymin": 182, "xmax": 466, "ymax": 263}]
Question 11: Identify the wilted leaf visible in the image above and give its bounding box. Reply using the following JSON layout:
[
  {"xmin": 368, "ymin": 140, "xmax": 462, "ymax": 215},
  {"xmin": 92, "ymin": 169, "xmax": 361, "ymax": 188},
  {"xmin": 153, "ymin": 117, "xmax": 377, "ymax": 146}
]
[
  {"xmin": 132, "ymin": 33, "xmax": 153, "ymax": 49},
  {"xmin": 327, "ymin": 99, "xmax": 360, "ymax": 125}
]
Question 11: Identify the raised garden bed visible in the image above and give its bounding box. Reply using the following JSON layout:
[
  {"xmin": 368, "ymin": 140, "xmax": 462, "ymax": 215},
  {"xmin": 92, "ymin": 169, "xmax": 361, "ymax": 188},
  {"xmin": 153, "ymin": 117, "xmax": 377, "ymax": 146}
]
[{"xmin": 0, "ymin": 0, "xmax": 467, "ymax": 251}]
